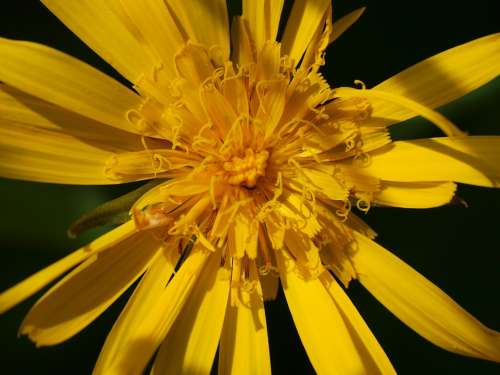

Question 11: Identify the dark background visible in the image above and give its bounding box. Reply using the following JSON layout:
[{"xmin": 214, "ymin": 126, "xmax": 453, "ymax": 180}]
[{"xmin": 0, "ymin": 1, "xmax": 499, "ymax": 374}]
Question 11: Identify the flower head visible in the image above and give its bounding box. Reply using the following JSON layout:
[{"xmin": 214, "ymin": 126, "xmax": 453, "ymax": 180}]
[{"xmin": 0, "ymin": 1, "xmax": 499, "ymax": 374}]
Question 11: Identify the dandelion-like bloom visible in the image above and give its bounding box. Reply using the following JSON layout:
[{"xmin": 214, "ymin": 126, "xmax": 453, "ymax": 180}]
[{"xmin": 1, "ymin": 1, "xmax": 500, "ymax": 374}]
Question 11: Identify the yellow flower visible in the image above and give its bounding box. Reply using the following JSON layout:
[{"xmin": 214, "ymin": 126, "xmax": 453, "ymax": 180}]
[{"xmin": 0, "ymin": 1, "xmax": 499, "ymax": 374}]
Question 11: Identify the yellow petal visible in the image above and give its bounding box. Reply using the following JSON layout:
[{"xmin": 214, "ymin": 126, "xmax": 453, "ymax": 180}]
[
  {"xmin": 320, "ymin": 272, "xmax": 396, "ymax": 375},
  {"xmin": 232, "ymin": 211, "xmax": 259, "ymax": 259},
  {"xmin": 300, "ymin": 6, "xmax": 332, "ymax": 71},
  {"xmin": 218, "ymin": 262, "xmax": 271, "ymax": 375},
  {"xmin": 302, "ymin": 167, "xmax": 349, "ymax": 201},
  {"xmin": 21, "ymin": 226, "xmax": 160, "ymax": 346},
  {"xmin": 242, "ymin": 0, "xmax": 284, "ymax": 51},
  {"xmin": 278, "ymin": 192, "xmax": 322, "ymax": 238},
  {"xmin": 175, "ymin": 43, "xmax": 216, "ymax": 86},
  {"xmin": 329, "ymin": 7, "xmax": 366, "ymax": 44},
  {"xmin": 0, "ymin": 221, "xmax": 136, "ymax": 315},
  {"xmin": 152, "ymin": 253, "xmax": 230, "ymax": 375},
  {"xmin": 335, "ymin": 87, "xmax": 464, "ymax": 137},
  {"xmin": 231, "ymin": 16, "xmax": 255, "ymax": 66},
  {"xmin": 277, "ymin": 251, "xmax": 389, "ymax": 374},
  {"xmin": 362, "ymin": 136, "xmax": 500, "ymax": 187},
  {"xmin": 281, "ymin": 0, "xmax": 331, "ymax": 65},
  {"xmin": 351, "ymin": 232, "xmax": 500, "ymax": 362},
  {"xmin": 0, "ymin": 85, "xmax": 144, "ymax": 184},
  {"xmin": 118, "ymin": 0, "xmax": 185, "ymax": 79},
  {"xmin": 374, "ymin": 181, "xmax": 457, "ymax": 208},
  {"xmin": 260, "ymin": 273, "xmax": 280, "ymax": 301},
  {"xmin": 105, "ymin": 149, "xmax": 200, "ymax": 182},
  {"xmin": 93, "ymin": 246, "xmax": 178, "ymax": 375},
  {"xmin": 371, "ymin": 33, "xmax": 500, "ymax": 126},
  {"xmin": 166, "ymin": 0, "xmax": 230, "ymax": 62},
  {"xmin": 41, "ymin": 0, "xmax": 154, "ymax": 83},
  {"xmin": 94, "ymin": 247, "xmax": 209, "ymax": 375},
  {"xmin": 0, "ymin": 38, "xmax": 142, "ymax": 135}
]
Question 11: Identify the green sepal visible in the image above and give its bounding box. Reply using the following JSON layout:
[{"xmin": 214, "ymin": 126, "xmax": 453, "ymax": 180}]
[{"xmin": 67, "ymin": 180, "xmax": 165, "ymax": 238}]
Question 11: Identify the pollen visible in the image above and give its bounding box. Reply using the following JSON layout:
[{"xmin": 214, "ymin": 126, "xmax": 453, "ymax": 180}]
[{"xmin": 223, "ymin": 148, "xmax": 269, "ymax": 188}]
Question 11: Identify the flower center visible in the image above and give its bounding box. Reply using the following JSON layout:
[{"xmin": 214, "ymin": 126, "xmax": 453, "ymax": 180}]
[{"xmin": 223, "ymin": 148, "xmax": 269, "ymax": 188}]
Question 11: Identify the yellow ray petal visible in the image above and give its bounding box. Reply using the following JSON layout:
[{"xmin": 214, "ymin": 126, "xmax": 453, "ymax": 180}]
[
  {"xmin": 300, "ymin": 5, "xmax": 332, "ymax": 71},
  {"xmin": 351, "ymin": 232, "xmax": 500, "ymax": 362},
  {"xmin": 0, "ymin": 85, "xmax": 144, "ymax": 184},
  {"xmin": 41, "ymin": 0, "xmax": 154, "ymax": 83},
  {"xmin": 152, "ymin": 253, "xmax": 230, "ymax": 375},
  {"xmin": 0, "ymin": 221, "xmax": 136, "ymax": 315},
  {"xmin": 20, "ymin": 228, "xmax": 159, "ymax": 346},
  {"xmin": 320, "ymin": 272, "xmax": 397, "ymax": 375},
  {"xmin": 302, "ymin": 167, "xmax": 349, "ymax": 201},
  {"xmin": 105, "ymin": 149, "xmax": 200, "ymax": 182},
  {"xmin": 0, "ymin": 122, "xmax": 112, "ymax": 185},
  {"xmin": 335, "ymin": 87, "xmax": 464, "ymax": 136},
  {"xmin": 277, "ymin": 251, "xmax": 390, "ymax": 374},
  {"xmin": 231, "ymin": 16, "xmax": 255, "ymax": 66},
  {"xmin": 118, "ymin": 0, "xmax": 187, "ymax": 83},
  {"xmin": 218, "ymin": 262, "xmax": 271, "ymax": 375},
  {"xmin": 242, "ymin": 0, "xmax": 284, "ymax": 52},
  {"xmin": 362, "ymin": 136, "xmax": 500, "ymax": 187},
  {"xmin": 374, "ymin": 181, "xmax": 457, "ymax": 208},
  {"xmin": 93, "ymin": 246, "xmax": 178, "ymax": 375},
  {"xmin": 370, "ymin": 33, "xmax": 500, "ymax": 126},
  {"xmin": 0, "ymin": 85, "xmax": 144, "ymax": 151},
  {"xmin": 260, "ymin": 273, "xmax": 280, "ymax": 301},
  {"xmin": 166, "ymin": 0, "xmax": 230, "ymax": 62},
  {"xmin": 281, "ymin": 0, "xmax": 331, "ymax": 65},
  {"xmin": 0, "ymin": 38, "xmax": 142, "ymax": 135},
  {"xmin": 95, "ymin": 247, "xmax": 209, "ymax": 375},
  {"xmin": 330, "ymin": 7, "xmax": 366, "ymax": 44}
]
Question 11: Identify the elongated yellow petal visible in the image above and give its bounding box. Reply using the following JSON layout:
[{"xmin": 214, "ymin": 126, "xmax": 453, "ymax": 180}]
[
  {"xmin": 302, "ymin": 167, "xmax": 349, "ymax": 201},
  {"xmin": 281, "ymin": 0, "xmax": 331, "ymax": 65},
  {"xmin": 242, "ymin": 0, "xmax": 284, "ymax": 52},
  {"xmin": 320, "ymin": 272, "xmax": 397, "ymax": 375},
  {"xmin": 0, "ymin": 222, "xmax": 136, "ymax": 315},
  {"xmin": 41, "ymin": 0, "xmax": 154, "ymax": 83},
  {"xmin": 93, "ymin": 247, "xmax": 178, "ymax": 375},
  {"xmin": 118, "ymin": 0, "xmax": 185, "ymax": 79},
  {"xmin": 219, "ymin": 262, "xmax": 271, "ymax": 375},
  {"xmin": 260, "ymin": 273, "xmax": 279, "ymax": 301},
  {"xmin": 362, "ymin": 136, "xmax": 500, "ymax": 187},
  {"xmin": 20, "ymin": 228, "xmax": 158, "ymax": 346},
  {"xmin": 0, "ymin": 122, "xmax": 111, "ymax": 185},
  {"xmin": 231, "ymin": 16, "xmax": 255, "ymax": 66},
  {"xmin": 370, "ymin": 33, "xmax": 500, "ymax": 126},
  {"xmin": 330, "ymin": 7, "xmax": 366, "ymax": 44},
  {"xmin": 0, "ymin": 85, "xmax": 144, "ymax": 184},
  {"xmin": 152, "ymin": 253, "xmax": 230, "ymax": 375},
  {"xmin": 0, "ymin": 85, "xmax": 143, "ymax": 151},
  {"xmin": 374, "ymin": 181, "xmax": 457, "ymax": 208},
  {"xmin": 277, "ymin": 251, "xmax": 388, "ymax": 375},
  {"xmin": 95, "ymin": 247, "xmax": 209, "ymax": 375},
  {"xmin": 351, "ymin": 232, "xmax": 500, "ymax": 362},
  {"xmin": 0, "ymin": 38, "xmax": 142, "ymax": 135},
  {"xmin": 166, "ymin": 0, "xmax": 230, "ymax": 62},
  {"xmin": 335, "ymin": 87, "xmax": 465, "ymax": 136}
]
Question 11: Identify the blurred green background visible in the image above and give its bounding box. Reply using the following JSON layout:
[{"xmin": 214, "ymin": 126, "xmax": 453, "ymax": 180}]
[{"xmin": 1, "ymin": 0, "xmax": 499, "ymax": 374}]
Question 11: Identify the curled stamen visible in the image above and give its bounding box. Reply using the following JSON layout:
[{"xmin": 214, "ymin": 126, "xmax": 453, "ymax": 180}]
[
  {"xmin": 356, "ymin": 197, "xmax": 371, "ymax": 213},
  {"xmin": 353, "ymin": 151, "xmax": 371, "ymax": 167},
  {"xmin": 335, "ymin": 200, "xmax": 352, "ymax": 222},
  {"xmin": 354, "ymin": 79, "xmax": 366, "ymax": 90}
]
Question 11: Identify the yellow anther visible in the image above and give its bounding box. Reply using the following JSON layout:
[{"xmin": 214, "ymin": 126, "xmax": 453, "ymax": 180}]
[{"xmin": 223, "ymin": 148, "xmax": 269, "ymax": 188}]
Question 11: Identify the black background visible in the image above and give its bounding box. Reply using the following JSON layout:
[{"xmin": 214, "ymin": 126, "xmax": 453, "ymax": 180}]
[{"xmin": 0, "ymin": 1, "xmax": 499, "ymax": 374}]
